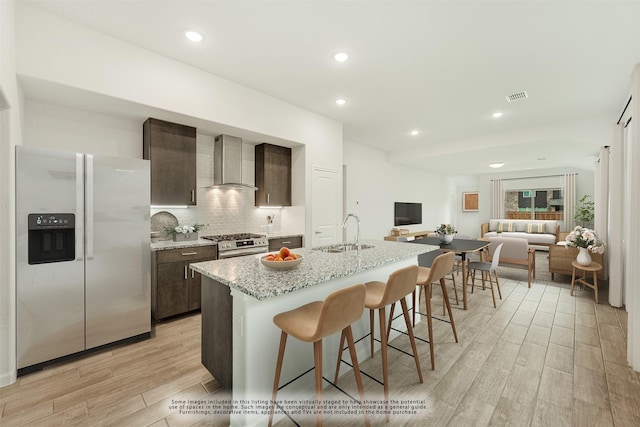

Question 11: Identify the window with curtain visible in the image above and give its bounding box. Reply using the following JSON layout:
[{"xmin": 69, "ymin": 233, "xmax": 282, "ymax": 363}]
[{"xmin": 503, "ymin": 188, "xmax": 564, "ymax": 220}]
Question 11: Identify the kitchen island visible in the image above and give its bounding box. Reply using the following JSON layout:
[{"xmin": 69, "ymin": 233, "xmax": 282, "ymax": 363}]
[{"xmin": 190, "ymin": 239, "xmax": 437, "ymax": 427}]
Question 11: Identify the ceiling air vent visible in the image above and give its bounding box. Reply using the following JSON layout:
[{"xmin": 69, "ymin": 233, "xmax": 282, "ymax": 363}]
[{"xmin": 505, "ymin": 91, "xmax": 528, "ymax": 102}]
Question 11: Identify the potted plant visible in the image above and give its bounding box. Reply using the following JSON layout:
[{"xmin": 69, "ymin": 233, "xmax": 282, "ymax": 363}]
[
  {"xmin": 574, "ymin": 194, "xmax": 594, "ymax": 228},
  {"xmin": 435, "ymin": 223, "xmax": 457, "ymax": 244},
  {"xmin": 565, "ymin": 226, "xmax": 605, "ymax": 266},
  {"xmin": 165, "ymin": 223, "xmax": 206, "ymax": 242}
]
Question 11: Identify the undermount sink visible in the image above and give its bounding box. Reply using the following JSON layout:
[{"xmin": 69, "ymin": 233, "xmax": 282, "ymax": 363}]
[{"xmin": 317, "ymin": 243, "xmax": 375, "ymax": 253}]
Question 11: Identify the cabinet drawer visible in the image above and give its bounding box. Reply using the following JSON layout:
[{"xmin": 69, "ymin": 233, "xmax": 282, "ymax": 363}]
[
  {"xmin": 157, "ymin": 245, "xmax": 217, "ymax": 264},
  {"xmin": 268, "ymin": 236, "xmax": 303, "ymax": 251}
]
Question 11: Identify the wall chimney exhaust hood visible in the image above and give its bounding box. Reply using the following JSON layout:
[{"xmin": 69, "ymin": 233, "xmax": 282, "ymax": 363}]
[{"xmin": 212, "ymin": 134, "xmax": 257, "ymax": 190}]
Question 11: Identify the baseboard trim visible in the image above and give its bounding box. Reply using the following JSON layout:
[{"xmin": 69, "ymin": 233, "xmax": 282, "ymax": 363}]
[{"xmin": 0, "ymin": 370, "xmax": 18, "ymax": 388}]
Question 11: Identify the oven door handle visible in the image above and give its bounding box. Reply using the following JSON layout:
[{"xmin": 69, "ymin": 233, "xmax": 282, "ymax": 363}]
[{"xmin": 219, "ymin": 247, "xmax": 268, "ymax": 258}]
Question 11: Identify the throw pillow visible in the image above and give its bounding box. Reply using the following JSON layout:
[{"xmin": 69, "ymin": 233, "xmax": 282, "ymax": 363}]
[
  {"xmin": 527, "ymin": 223, "xmax": 546, "ymax": 234},
  {"xmin": 497, "ymin": 222, "xmax": 513, "ymax": 232}
]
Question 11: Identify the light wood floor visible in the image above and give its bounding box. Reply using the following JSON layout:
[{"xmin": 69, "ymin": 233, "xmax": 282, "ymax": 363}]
[{"xmin": 1, "ymin": 253, "xmax": 638, "ymax": 426}]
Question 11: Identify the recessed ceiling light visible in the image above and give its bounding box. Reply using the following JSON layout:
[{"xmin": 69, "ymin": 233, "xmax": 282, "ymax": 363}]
[
  {"xmin": 492, "ymin": 112, "xmax": 503, "ymax": 118},
  {"xmin": 411, "ymin": 130, "xmax": 419, "ymax": 136},
  {"xmin": 334, "ymin": 52, "xmax": 349, "ymax": 62},
  {"xmin": 489, "ymin": 162, "xmax": 505, "ymax": 168},
  {"xmin": 185, "ymin": 31, "xmax": 203, "ymax": 42},
  {"xmin": 335, "ymin": 99, "xmax": 346, "ymax": 105}
]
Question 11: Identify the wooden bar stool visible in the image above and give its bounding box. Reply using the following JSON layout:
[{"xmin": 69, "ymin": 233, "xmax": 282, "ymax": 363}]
[
  {"xmin": 570, "ymin": 261, "xmax": 603, "ymax": 304},
  {"xmin": 411, "ymin": 249, "xmax": 460, "ymax": 318},
  {"xmin": 335, "ymin": 265, "xmax": 423, "ymax": 420},
  {"xmin": 414, "ymin": 252, "xmax": 459, "ymax": 370},
  {"xmin": 268, "ymin": 284, "xmax": 369, "ymax": 427}
]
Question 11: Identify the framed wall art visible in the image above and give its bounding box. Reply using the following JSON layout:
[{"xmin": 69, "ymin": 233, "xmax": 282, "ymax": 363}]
[{"xmin": 463, "ymin": 192, "xmax": 479, "ymax": 212}]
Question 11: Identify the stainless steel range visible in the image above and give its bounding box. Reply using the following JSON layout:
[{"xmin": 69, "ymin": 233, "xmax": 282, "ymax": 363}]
[{"xmin": 202, "ymin": 233, "xmax": 269, "ymax": 259}]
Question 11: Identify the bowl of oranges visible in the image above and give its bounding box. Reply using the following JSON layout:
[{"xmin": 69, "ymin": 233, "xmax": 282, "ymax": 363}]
[{"xmin": 260, "ymin": 247, "xmax": 302, "ymax": 270}]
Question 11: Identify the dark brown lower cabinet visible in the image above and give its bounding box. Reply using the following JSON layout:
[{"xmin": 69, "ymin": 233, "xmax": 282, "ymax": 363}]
[
  {"xmin": 152, "ymin": 245, "xmax": 217, "ymax": 322},
  {"xmin": 201, "ymin": 276, "xmax": 233, "ymax": 390},
  {"xmin": 188, "ymin": 270, "xmax": 202, "ymax": 311},
  {"xmin": 157, "ymin": 262, "xmax": 190, "ymax": 319},
  {"xmin": 268, "ymin": 235, "xmax": 303, "ymax": 251}
]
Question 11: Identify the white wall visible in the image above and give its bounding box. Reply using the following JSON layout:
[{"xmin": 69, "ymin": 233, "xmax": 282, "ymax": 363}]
[
  {"xmin": 16, "ymin": 3, "xmax": 342, "ymax": 243},
  {"xmin": 448, "ymin": 175, "xmax": 480, "ymax": 238},
  {"xmin": 343, "ymin": 140, "xmax": 450, "ymax": 240},
  {"xmin": 0, "ymin": 0, "xmax": 20, "ymax": 387},
  {"xmin": 477, "ymin": 167, "xmax": 594, "ymax": 231},
  {"xmin": 24, "ymin": 98, "xmax": 141, "ymax": 158}
]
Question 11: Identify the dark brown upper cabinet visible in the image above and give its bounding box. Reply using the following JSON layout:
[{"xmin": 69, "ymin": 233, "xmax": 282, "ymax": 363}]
[
  {"xmin": 143, "ymin": 118, "xmax": 197, "ymax": 206},
  {"xmin": 255, "ymin": 143, "xmax": 291, "ymax": 207}
]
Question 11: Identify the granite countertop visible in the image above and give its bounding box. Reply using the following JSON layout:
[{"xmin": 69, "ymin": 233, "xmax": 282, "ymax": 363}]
[
  {"xmin": 150, "ymin": 238, "xmax": 217, "ymax": 251},
  {"xmin": 190, "ymin": 239, "xmax": 438, "ymax": 301},
  {"xmin": 151, "ymin": 233, "xmax": 303, "ymax": 251}
]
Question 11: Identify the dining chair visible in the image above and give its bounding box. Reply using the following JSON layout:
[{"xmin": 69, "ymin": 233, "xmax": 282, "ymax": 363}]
[
  {"xmin": 466, "ymin": 243, "xmax": 504, "ymax": 308},
  {"xmin": 486, "ymin": 236, "xmax": 536, "ymax": 288},
  {"xmin": 453, "ymin": 234, "xmax": 471, "ymax": 275}
]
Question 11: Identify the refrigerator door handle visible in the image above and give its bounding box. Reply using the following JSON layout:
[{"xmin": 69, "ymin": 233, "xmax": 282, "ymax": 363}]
[
  {"xmin": 86, "ymin": 155, "xmax": 94, "ymax": 260},
  {"xmin": 75, "ymin": 153, "xmax": 84, "ymax": 261}
]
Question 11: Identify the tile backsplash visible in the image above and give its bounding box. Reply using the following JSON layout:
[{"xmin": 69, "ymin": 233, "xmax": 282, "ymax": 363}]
[{"xmin": 151, "ymin": 133, "xmax": 295, "ymax": 236}]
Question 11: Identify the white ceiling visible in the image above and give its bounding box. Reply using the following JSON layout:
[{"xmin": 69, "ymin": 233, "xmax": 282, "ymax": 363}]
[{"xmin": 20, "ymin": 1, "xmax": 640, "ymax": 175}]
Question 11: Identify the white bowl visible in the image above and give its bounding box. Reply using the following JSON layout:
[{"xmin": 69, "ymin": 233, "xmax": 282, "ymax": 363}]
[{"xmin": 260, "ymin": 254, "xmax": 303, "ymax": 270}]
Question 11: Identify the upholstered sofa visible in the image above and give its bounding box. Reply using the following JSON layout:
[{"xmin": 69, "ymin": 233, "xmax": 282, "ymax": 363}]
[{"xmin": 481, "ymin": 219, "xmax": 560, "ymax": 247}]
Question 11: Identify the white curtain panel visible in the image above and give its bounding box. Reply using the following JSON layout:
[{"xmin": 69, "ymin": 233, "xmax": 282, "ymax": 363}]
[
  {"xmin": 626, "ymin": 117, "xmax": 638, "ymax": 369},
  {"xmin": 609, "ymin": 125, "xmax": 625, "ymax": 308},
  {"xmin": 624, "ymin": 121, "xmax": 633, "ymax": 312},
  {"xmin": 491, "ymin": 179, "xmax": 503, "ymax": 219},
  {"xmin": 627, "ymin": 63, "xmax": 640, "ymax": 372},
  {"xmin": 563, "ymin": 173, "xmax": 577, "ymax": 231},
  {"xmin": 594, "ymin": 147, "xmax": 609, "ymax": 279}
]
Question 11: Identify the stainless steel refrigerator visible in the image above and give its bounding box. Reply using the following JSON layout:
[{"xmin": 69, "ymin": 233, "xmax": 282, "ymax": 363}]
[{"xmin": 16, "ymin": 145, "xmax": 151, "ymax": 372}]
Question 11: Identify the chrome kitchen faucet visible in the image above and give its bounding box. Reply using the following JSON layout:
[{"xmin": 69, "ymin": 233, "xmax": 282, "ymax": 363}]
[{"xmin": 342, "ymin": 213, "xmax": 361, "ymax": 248}]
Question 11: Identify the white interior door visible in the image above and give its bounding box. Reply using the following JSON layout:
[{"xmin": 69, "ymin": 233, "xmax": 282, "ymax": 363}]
[{"xmin": 311, "ymin": 167, "xmax": 339, "ymax": 247}]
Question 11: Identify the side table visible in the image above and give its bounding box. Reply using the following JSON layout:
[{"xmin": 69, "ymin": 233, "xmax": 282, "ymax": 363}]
[{"xmin": 570, "ymin": 261, "xmax": 603, "ymax": 304}]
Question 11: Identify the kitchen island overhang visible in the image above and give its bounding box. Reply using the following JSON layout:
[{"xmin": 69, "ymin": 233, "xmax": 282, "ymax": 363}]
[{"xmin": 191, "ymin": 239, "xmax": 437, "ymax": 427}]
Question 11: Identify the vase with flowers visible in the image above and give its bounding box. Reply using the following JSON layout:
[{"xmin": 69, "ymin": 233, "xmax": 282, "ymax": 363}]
[
  {"xmin": 565, "ymin": 226, "xmax": 605, "ymax": 266},
  {"xmin": 165, "ymin": 223, "xmax": 206, "ymax": 242},
  {"xmin": 435, "ymin": 223, "xmax": 457, "ymax": 244}
]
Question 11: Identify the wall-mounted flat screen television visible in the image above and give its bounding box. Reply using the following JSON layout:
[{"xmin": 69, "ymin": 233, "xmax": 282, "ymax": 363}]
[{"xmin": 394, "ymin": 202, "xmax": 422, "ymax": 226}]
